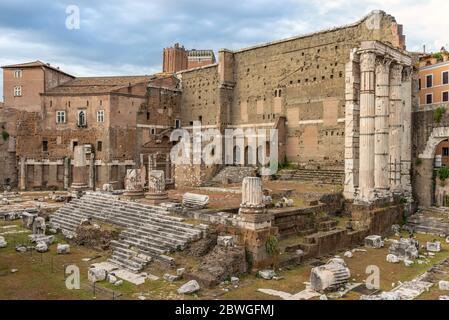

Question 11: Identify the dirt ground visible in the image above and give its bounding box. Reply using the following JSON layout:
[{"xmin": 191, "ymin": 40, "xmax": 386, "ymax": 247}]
[{"xmin": 1, "ymin": 218, "xmax": 448, "ymax": 300}]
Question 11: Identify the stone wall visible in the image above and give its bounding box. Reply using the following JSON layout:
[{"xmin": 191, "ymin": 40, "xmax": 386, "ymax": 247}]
[{"xmin": 177, "ymin": 11, "xmax": 405, "ymax": 171}]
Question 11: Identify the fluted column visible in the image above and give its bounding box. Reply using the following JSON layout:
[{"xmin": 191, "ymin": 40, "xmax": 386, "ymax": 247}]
[
  {"xmin": 389, "ymin": 64, "xmax": 403, "ymax": 192},
  {"xmin": 239, "ymin": 177, "xmax": 265, "ymax": 214},
  {"xmin": 19, "ymin": 157, "xmax": 26, "ymax": 190},
  {"xmin": 358, "ymin": 51, "xmax": 377, "ymax": 201},
  {"xmin": 344, "ymin": 49, "xmax": 360, "ymax": 200},
  {"xmin": 401, "ymin": 67, "xmax": 413, "ymax": 197},
  {"xmin": 374, "ymin": 59, "xmax": 391, "ymax": 194}
]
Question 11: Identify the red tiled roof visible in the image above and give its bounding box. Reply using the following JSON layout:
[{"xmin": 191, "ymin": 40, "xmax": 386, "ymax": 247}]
[{"xmin": 2, "ymin": 60, "xmax": 75, "ymax": 78}]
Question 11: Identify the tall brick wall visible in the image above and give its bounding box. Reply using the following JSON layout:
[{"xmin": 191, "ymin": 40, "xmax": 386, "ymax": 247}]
[{"xmin": 177, "ymin": 11, "xmax": 405, "ymax": 170}]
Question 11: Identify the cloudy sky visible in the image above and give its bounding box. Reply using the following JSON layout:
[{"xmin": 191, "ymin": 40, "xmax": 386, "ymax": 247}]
[{"xmin": 1, "ymin": 0, "xmax": 448, "ymax": 101}]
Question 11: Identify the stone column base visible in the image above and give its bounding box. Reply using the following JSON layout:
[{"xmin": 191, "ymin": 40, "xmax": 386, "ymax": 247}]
[
  {"xmin": 237, "ymin": 212, "xmax": 273, "ymax": 231},
  {"xmin": 123, "ymin": 189, "xmax": 145, "ymax": 200},
  {"xmin": 238, "ymin": 205, "xmax": 266, "ymax": 215},
  {"xmin": 145, "ymin": 192, "xmax": 168, "ymax": 204},
  {"xmin": 70, "ymin": 183, "xmax": 88, "ymax": 191}
]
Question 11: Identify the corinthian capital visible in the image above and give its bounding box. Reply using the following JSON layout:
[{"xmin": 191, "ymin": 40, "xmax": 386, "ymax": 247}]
[
  {"xmin": 360, "ymin": 51, "xmax": 377, "ymax": 72},
  {"xmin": 390, "ymin": 63, "xmax": 404, "ymax": 81}
]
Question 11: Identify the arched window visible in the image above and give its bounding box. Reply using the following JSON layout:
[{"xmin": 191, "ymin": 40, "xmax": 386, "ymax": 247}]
[{"xmin": 78, "ymin": 110, "xmax": 86, "ymax": 127}]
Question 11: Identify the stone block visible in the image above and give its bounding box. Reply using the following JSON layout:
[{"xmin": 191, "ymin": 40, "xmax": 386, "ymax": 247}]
[
  {"xmin": 364, "ymin": 235, "xmax": 384, "ymax": 248},
  {"xmin": 439, "ymin": 281, "xmax": 449, "ymax": 291},
  {"xmin": 88, "ymin": 267, "xmax": 107, "ymax": 283},
  {"xmin": 426, "ymin": 241, "xmax": 441, "ymax": 252},
  {"xmin": 177, "ymin": 280, "xmax": 200, "ymax": 294},
  {"xmin": 258, "ymin": 269, "xmax": 276, "ymax": 280},
  {"xmin": 386, "ymin": 254, "xmax": 399, "ymax": 263},
  {"xmin": 217, "ymin": 235, "xmax": 234, "ymax": 247},
  {"xmin": 57, "ymin": 243, "xmax": 70, "ymax": 254}
]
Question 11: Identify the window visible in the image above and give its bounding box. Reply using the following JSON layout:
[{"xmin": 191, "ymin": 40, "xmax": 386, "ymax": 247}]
[
  {"xmin": 442, "ymin": 147, "xmax": 449, "ymax": 157},
  {"xmin": 426, "ymin": 93, "xmax": 433, "ymax": 104},
  {"xmin": 14, "ymin": 70, "xmax": 22, "ymax": 78},
  {"xmin": 175, "ymin": 119, "xmax": 181, "ymax": 129},
  {"xmin": 426, "ymin": 74, "xmax": 433, "ymax": 88},
  {"xmin": 150, "ymin": 128, "xmax": 156, "ymax": 135},
  {"xmin": 443, "ymin": 71, "xmax": 449, "ymax": 85},
  {"xmin": 443, "ymin": 91, "xmax": 449, "ymax": 102},
  {"xmin": 77, "ymin": 110, "xmax": 87, "ymax": 127},
  {"xmin": 72, "ymin": 141, "xmax": 78, "ymax": 150},
  {"xmin": 97, "ymin": 110, "xmax": 105, "ymax": 123},
  {"xmin": 97, "ymin": 141, "xmax": 102, "ymax": 152},
  {"xmin": 198, "ymin": 115, "xmax": 203, "ymax": 123},
  {"xmin": 443, "ymin": 147, "xmax": 449, "ymax": 156},
  {"xmin": 42, "ymin": 140, "xmax": 48, "ymax": 152},
  {"xmin": 146, "ymin": 112, "xmax": 150, "ymax": 120},
  {"xmin": 14, "ymin": 86, "xmax": 22, "ymax": 96},
  {"xmin": 419, "ymin": 79, "xmax": 421, "ymax": 90},
  {"xmin": 56, "ymin": 111, "xmax": 66, "ymax": 124}
]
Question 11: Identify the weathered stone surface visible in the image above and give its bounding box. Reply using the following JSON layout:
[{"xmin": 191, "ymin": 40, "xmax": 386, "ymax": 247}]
[
  {"xmin": 182, "ymin": 192, "xmax": 209, "ymax": 208},
  {"xmin": 0, "ymin": 236, "xmax": 7, "ymax": 248},
  {"xmin": 439, "ymin": 280, "xmax": 449, "ymax": 291},
  {"xmin": 344, "ymin": 251, "xmax": 353, "ymax": 258},
  {"xmin": 310, "ymin": 258, "xmax": 350, "ymax": 292},
  {"xmin": 389, "ymin": 238, "xmax": 419, "ymax": 260},
  {"xmin": 217, "ymin": 235, "xmax": 234, "ymax": 247},
  {"xmin": 386, "ymin": 254, "xmax": 400, "ymax": 263},
  {"xmin": 107, "ymin": 274, "xmax": 118, "ymax": 284},
  {"xmin": 35, "ymin": 242, "xmax": 48, "ymax": 253},
  {"xmin": 193, "ymin": 245, "xmax": 248, "ymax": 287},
  {"xmin": 176, "ymin": 268, "xmax": 185, "ymax": 277},
  {"xmin": 88, "ymin": 267, "xmax": 107, "ymax": 283},
  {"xmin": 32, "ymin": 217, "xmax": 46, "ymax": 235},
  {"xmin": 57, "ymin": 243, "xmax": 70, "ymax": 254},
  {"xmin": 163, "ymin": 273, "xmax": 181, "ymax": 282},
  {"xmin": 364, "ymin": 235, "xmax": 384, "ymax": 248},
  {"xmin": 258, "ymin": 270, "xmax": 276, "ymax": 280},
  {"xmin": 177, "ymin": 280, "xmax": 200, "ymax": 294},
  {"xmin": 15, "ymin": 245, "xmax": 27, "ymax": 253},
  {"xmin": 426, "ymin": 241, "xmax": 441, "ymax": 252}
]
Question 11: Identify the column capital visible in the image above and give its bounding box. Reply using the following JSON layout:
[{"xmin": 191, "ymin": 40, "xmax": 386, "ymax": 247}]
[
  {"xmin": 375, "ymin": 57, "xmax": 392, "ymax": 74},
  {"xmin": 402, "ymin": 66, "xmax": 413, "ymax": 82},
  {"xmin": 390, "ymin": 63, "xmax": 404, "ymax": 82},
  {"xmin": 360, "ymin": 51, "xmax": 377, "ymax": 72}
]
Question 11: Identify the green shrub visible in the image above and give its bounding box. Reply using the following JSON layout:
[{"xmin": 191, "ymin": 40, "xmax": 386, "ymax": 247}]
[
  {"xmin": 1, "ymin": 130, "xmax": 9, "ymax": 141},
  {"xmin": 434, "ymin": 107, "xmax": 445, "ymax": 123},
  {"xmin": 433, "ymin": 52, "xmax": 444, "ymax": 62},
  {"xmin": 265, "ymin": 235, "xmax": 279, "ymax": 256},
  {"xmin": 437, "ymin": 167, "xmax": 449, "ymax": 181},
  {"xmin": 415, "ymin": 158, "xmax": 422, "ymax": 166}
]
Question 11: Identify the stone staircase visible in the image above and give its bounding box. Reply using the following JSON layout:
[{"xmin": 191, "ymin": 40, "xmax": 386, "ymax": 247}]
[
  {"xmin": 278, "ymin": 169, "xmax": 344, "ymax": 185},
  {"xmin": 406, "ymin": 207, "xmax": 449, "ymax": 235},
  {"xmin": 207, "ymin": 166, "xmax": 258, "ymax": 186},
  {"xmin": 50, "ymin": 192, "xmax": 204, "ymax": 272}
]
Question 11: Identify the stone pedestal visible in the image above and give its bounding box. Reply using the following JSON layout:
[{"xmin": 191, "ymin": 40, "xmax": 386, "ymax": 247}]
[
  {"xmin": 123, "ymin": 169, "xmax": 144, "ymax": 199},
  {"xmin": 145, "ymin": 170, "xmax": 168, "ymax": 204},
  {"xmin": 71, "ymin": 146, "xmax": 88, "ymax": 191}
]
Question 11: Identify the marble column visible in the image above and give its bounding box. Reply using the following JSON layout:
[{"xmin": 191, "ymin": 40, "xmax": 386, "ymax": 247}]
[
  {"xmin": 389, "ymin": 64, "xmax": 403, "ymax": 192},
  {"xmin": 71, "ymin": 145, "xmax": 88, "ymax": 191},
  {"xmin": 239, "ymin": 177, "xmax": 265, "ymax": 214},
  {"xmin": 63, "ymin": 157, "xmax": 70, "ymax": 190},
  {"xmin": 401, "ymin": 67, "xmax": 413, "ymax": 197},
  {"xmin": 344, "ymin": 49, "xmax": 360, "ymax": 200},
  {"xmin": 145, "ymin": 169, "xmax": 168, "ymax": 204},
  {"xmin": 374, "ymin": 58, "xmax": 391, "ymax": 194},
  {"xmin": 19, "ymin": 157, "xmax": 26, "ymax": 191},
  {"xmin": 88, "ymin": 153, "xmax": 95, "ymax": 190},
  {"xmin": 123, "ymin": 168, "xmax": 144, "ymax": 199},
  {"xmin": 165, "ymin": 153, "xmax": 171, "ymax": 181},
  {"xmin": 358, "ymin": 51, "xmax": 377, "ymax": 201}
]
